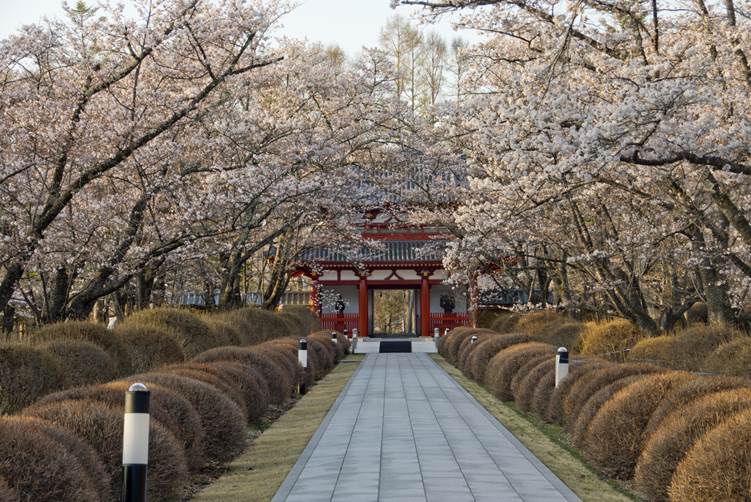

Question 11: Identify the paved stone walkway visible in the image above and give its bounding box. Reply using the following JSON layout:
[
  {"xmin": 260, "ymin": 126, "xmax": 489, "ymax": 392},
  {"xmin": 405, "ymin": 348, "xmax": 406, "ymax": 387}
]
[{"xmin": 273, "ymin": 354, "xmax": 580, "ymax": 502}]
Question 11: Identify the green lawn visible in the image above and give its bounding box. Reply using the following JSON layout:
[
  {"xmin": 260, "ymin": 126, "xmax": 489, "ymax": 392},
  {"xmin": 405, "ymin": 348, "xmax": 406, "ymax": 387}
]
[
  {"xmin": 432, "ymin": 355, "xmax": 637, "ymax": 502},
  {"xmin": 192, "ymin": 356, "xmax": 363, "ymax": 501}
]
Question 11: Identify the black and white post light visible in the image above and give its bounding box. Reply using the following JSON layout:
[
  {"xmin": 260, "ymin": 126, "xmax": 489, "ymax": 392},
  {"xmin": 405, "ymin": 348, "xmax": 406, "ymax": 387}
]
[
  {"xmin": 122, "ymin": 383, "xmax": 150, "ymax": 502},
  {"xmin": 444, "ymin": 328, "xmax": 449, "ymax": 337},
  {"xmin": 434, "ymin": 328, "xmax": 440, "ymax": 339},
  {"xmin": 298, "ymin": 338, "xmax": 308, "ymax": 395},
  {"xmin": 331, "ymin": 331, "xmax": 338, "ymax": 346},
  {"xmin": 555, "ymin": 347, "xmax": 569, "ymax": 388}
]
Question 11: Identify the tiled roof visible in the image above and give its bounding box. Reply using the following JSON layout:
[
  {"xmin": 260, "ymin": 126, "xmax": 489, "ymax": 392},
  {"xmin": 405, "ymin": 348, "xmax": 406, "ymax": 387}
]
[{"xmin": 298, "ymin": 240, "xmax": 446, "ymax": 264}]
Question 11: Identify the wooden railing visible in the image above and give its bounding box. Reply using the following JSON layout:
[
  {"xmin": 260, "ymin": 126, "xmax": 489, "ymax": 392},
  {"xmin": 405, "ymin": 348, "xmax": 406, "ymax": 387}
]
[
  {"xmin": 429, "ymin": 313, "xmax": 470, "ymax": 334},
  {"xmin": 320, "ymin": 313, "xmax": 359, "ymax": 333}
]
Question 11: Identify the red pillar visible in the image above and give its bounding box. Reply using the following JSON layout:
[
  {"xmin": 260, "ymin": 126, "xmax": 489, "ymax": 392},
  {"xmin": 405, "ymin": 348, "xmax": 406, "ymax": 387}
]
[
  {"xmin": 309, "ymin": 275, "xmax": 320, "ymax": 314},
  {"xmin": 420, "ymin": 272, "xmax": 430, "ymax": 337},
  {"xmin": 358, "ymin": 275, "xmax": 368, "ymax": 337}
]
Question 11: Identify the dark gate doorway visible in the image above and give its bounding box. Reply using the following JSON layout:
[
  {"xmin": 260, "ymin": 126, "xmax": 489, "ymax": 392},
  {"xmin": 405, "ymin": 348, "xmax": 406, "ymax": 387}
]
[{"xmin": 372, "ymin": 289, "xmax": 417, "ymax": 337}]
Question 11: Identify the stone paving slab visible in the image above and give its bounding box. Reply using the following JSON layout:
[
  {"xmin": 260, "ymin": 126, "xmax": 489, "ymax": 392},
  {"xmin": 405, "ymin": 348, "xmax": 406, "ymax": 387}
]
[{"xmin": 273, "ymin": 354, "xmax": 581, "ymax": 502}]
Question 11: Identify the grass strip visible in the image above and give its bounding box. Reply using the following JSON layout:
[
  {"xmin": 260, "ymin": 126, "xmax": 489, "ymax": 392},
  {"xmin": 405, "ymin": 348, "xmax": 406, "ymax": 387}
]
[
  {"xmin": 193, "ymin": 355, "xmax": 363, "ymax": 501},
  {"xmin": 432, "ymin": 355, "xmax": 637, "ymax": 502}
]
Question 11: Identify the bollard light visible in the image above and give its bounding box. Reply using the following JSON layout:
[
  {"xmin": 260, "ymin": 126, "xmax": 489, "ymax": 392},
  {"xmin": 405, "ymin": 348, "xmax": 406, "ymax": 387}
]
[
  {"xmin": 555, "ymin": 347, "xmax": 569, "ymax": 388},
  {"xmin": 434, "ymin": 328, "xmax": 440, "ymax": 338},
  {"xmin": 123, "ymin": 383, "xmax": 150, "ymax": 502},
  {"xmin": 470, "ymin": 335, "xmax": 478, "ymax": 344},
  {"xmin": 343, "ymin": 328, "xmax": 349, "ymax": 339},
  {"xmin": 331, "ymin": 331, "xmax": 338, "ymax": 345},
  {"xmin": 352, "ymin": 328, "xmax": 358, "ymax": 339},
  {"xmin": 298, "ymin": 338, "xmax": 308, "ymax": 395},
  {"xmin": 444, "ymin": 328, "xmax": 449, "ymax": 337},
  {"xmin": 298, "ymin": 338, "xmax": 308, "ymax": 369}
]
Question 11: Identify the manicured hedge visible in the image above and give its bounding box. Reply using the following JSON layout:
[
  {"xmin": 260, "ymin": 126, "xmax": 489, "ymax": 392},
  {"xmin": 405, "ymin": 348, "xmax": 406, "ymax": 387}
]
[
  {"xmin": 124, "ymin": 308, "xmax": 221, "ymax": 358},
  {"xmin": 0, "ymin": 416, "xmax": 101, "ymax": 502},
  {"xmin": 115, "ymin": 323, "xmax": 185, "ymax": 373},
  {"xmin": 32, "ymin": 321, "xmax": 133, "ymax": 375},
  {"xmin": 569, "ymin": 374, "xmax": 646, "ymax": 447},
  {"xmin": 0, "ymin": 344, "xmax": 67, "ymax": 414},
  {"xmin": 25, "ymin": 399, "xmax": 188, "ymax": 501},
  {"xmin": 628, "ymin": 324, "xmax": 738, "ymax": 370},
  {"xmin": 669, "ymin": 407, "xmax": 751, "ymax": 501},
  {"xmin": 193, "ymin": 346, "xmax": 293, "ymax": 404},
  {"xmin": 579, "ymin": 320, "xmax": 646, "ymax": 361},
  {"xmin": 561, "ymin": 362, "xmax": 663, "ymax": 428},
  {"xmin": 440, "ymin": 314, "xmax": 751, "ymax": 499},
  {"xmin": 485, "ymin": 342, "xmax": 555, "ymax": 401},
  {"xmin": 581, "ymin": 372, "xmax": 694, "ymax": 479},
  {"xmin": 39, "ymin": 339, "xmax": 116, "ymax": 387},
  {"xmin": 643, "ymin": 375, "xmax": 748, "ymax": 437},
  {"xmin": 3, "ymin": 305, "xmax": 342, "ymax": 502},
  {"xmin": 703, "ymin": 336, "xmax": 751, "ymax": 375},
  {"xmin": 464, "ymin": 333, "xmax": 530, "ymax": 381},
  {"xmin": 636, "ymin": 388, "xmax": 751, "ymax": 502}
]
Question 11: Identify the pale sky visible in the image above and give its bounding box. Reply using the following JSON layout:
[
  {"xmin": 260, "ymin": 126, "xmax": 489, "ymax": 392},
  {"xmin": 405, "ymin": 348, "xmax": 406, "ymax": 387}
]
[{"xmin": 0, "ymin": 0, "xmax": 479, "ymax": 55}]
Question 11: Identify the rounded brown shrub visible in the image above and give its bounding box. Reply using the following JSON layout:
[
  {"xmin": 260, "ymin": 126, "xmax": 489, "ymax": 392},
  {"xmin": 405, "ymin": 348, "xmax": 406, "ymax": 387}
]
[
  {"xmin": 162, "ymin": 366, "xmax": 248, "ymax": 419},
  {"xmin": 703, "ymin": 336, "xmax": 751, "ymax": 375},
  {"xmin": 218, "ymin": 309, "xmax": 259, "ymax": 344},
  {"xmin": 0, "ymin": 477, "xmax": 19, "ymax": 502},
  {"xmin": 39, "ymin": 339, "xmax": 116, "ymax": 386},
  {"xmin": 644, "ymin": 375, "xmax": 749, "ymax": 437},
  {"xmin": 490, "ymin": 313, "xmax": 521, "ymax": 333},
  {"xmin": 214, "ymin": 362, "xmax": 270, "ymax": 423},
  {"xmin": 128, "ymin": 373, "xmax": 246, "ymax": 463},
  {"xmin": 636, "ymin": 388, "xmax": 751, "ymax": 502},
  {"xmin": 33, "ymin": 382, "xmax": 206, "ymax": 473},
  {"xmin": 668, "ymin": 407, "xmax": 751, "ymax": 501},
  {"xmin": 193, "ymin": 346, "xmax": 293, "ymax": 404},
  {"xmin": 562, "ymin": 363, "xmax": 663, "ymax": 428},
  {"xmin": 0, "ymin": 344, "xmax": 67, "ymax": 414},
  {"xmin": 279, "ymin": 313, "xmax": 306, "ymax": 339},
  {"xmin": 485, "ymin": 342, "xmax": 555, "ymax": 401},
  {"xmin": 629, "ymin": 324, "xmax": 739, "ymax": 370},
  {"xmin": 457, "ymin": 330, "xmax": 498, "ymax": 375},
  {"xmin": 529, "ymin": 365, "xmax": 558, "ymax": 417},
  {"xmin": 167, "ymin": 362, "xmax": 269, "ymax": 423},
  {"xmin": 18, "ymin": 417, "xmax": 110, "ymax": 499},
  {"xmin": 514, "ymin": 311, "xmax": 566, "ymax": 335},
  {"xmin": 581, "ymin": 372, "xmax": 693, "ymax": 479},
  {"xmin": 465, "ymin": 333, "xmax": 531, "ymax": 381},
  {"xmin": 545, "ymin": 360, "xmax": 610, "ymax": 424},
  {"xmin": 441, "ymin": 327, "xmax": 477, "ymax": 363},
  {"xmin": 510, "ymin": 354, "xmax": 554, "ymax": 405},
  {"xmin": 514, "ymin": 359, "xmax": 555, "ymax": 412},
  {"xmin": 102, "ymin": 381, "xmax": 206, "ymax": 472},
  {"xmin": 531, "ymin": 322, "xmax": 584, "ymax": 352},
  {"xmin": 452, "ymin": 329, "xmax": 496, "ymax": 367},
  {"xmin": 125, "ymin": 308, "xmax": 221, "ymax": 358},
  {"xmin": 115, "ymin": 323, "xmax": 185, "ymax": 372},
  {"xmin": 437, "ymin": 327, "xmax": 472, "ymax": 358},
  {"xmin": 0, "ymin": 416, "xmax": 99, "ymax": 501},
  {"xmin": 570, "ymin": 374, "xmax": 647, "ymax": 446},
  {"xmin": 31, "ymin": 321, "xmax": 132, "ymax": 375},
  {"xmin": 310, "ymin": 331, "xmax": 344, "ymax": 362},
  {"xmin": 255, "ymin": 344, "xmax": 302, "ymax": 383},
  {"xmin": 25, "ymin": 399, "xmax": 188, "ymax": 501},
  {"xmin": 264, "ymin": 338, "xmax": 314, "ymax": 386},
  {"xmin": 203, "ymin": 317, "xmax": 243, "ymax": 346},
  {"xmin": 281, "ymin": 306, "xmax": 321, "ymax": 334},
  {"xmin": 579, "ymin": 319, "xmax": 646, "ymax": 361},
  {"xmin": 308, "ymin": 339, "xmax": 335, "ymax": 378}
]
